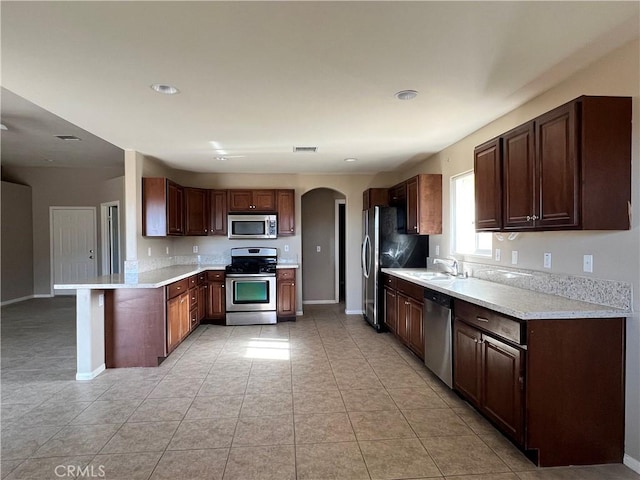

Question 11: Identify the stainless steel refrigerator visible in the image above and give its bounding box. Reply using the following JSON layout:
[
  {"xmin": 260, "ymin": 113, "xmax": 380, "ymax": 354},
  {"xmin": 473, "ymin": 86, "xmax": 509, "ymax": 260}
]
[{"xmin": 361, "ymin": 206, "xmax": 429, "ymax": 331}]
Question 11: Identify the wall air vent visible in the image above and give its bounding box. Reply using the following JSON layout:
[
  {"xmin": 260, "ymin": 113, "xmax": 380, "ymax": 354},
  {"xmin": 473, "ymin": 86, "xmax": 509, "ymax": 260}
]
[
  {"xmin": 55, "ymin": 135, "xmax": 81, "ymax": 141},
  {"xmin": 293, "ymin": 146, "xmax": 318, "ymax": 153}
]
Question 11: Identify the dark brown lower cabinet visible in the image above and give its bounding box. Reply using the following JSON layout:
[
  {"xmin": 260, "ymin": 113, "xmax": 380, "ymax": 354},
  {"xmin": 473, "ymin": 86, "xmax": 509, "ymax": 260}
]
[
  {"xmin": 277, "ymin": 269, "xmax": 296, "ymax": 320},
  {"xmin": 167, "ymin": 291, "xmax": 189, "ymax": 353},
  {"xmin": 453, "ymin": 299, "xmax": 624, "ymax": 467},
  {"xmin": 206, "ymin": 271, "xmax": 226, "ymax": 321},
  {"xmin": 383, "ymin": 286, "xmax": 397, "ymax": 333},
  {"xmin": 384, "ymin": 275, "xmax": 424, "ymax": 360}
]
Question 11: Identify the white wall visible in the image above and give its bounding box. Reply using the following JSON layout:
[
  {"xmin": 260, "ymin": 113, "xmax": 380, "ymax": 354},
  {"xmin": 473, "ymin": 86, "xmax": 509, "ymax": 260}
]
[
  {"xmin": 2, "ymin": 166, "xmax": 125, "ymax": 295},
  {"xmin": 399, "ymin": 39, "xmax": 640, "ymax": 467},
  {"xmin": 1, "ymin": 181, "xmax": 34, "ymax": 303}
]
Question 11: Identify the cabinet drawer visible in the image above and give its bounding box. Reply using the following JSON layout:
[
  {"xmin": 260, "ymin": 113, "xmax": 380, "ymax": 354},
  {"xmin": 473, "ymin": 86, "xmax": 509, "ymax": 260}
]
[
  {"xmin": 197, "ymin": 272, "xmax": 207, "ymax": 285},
  {"xmin": 382, "ymin": 274, "xmax": 397, "ymax": 289},
  {"xmin": 189, "ymin": 288, "xmax": 198, "ymax": 309},
  {"xmin": 454, "ymin": 300, "xmax": 524, "ymax": 345},
  {"xmin": 396, "ymin": 278, "xmax": 423, "ymax": 301},
  {"xmin": 167, "ymin": 279, "xmax": 189, "ymax": 299},
  {"xmin": 188, "ymin": 275, "xmax": 198, "ymax": 289},
  {"xmin": 207, "ymin": 271, "xmax": 225, "ymax": 282},
  {"xmin": 277, "ymin": 269, "xmax": 295, "ymax": 280}
]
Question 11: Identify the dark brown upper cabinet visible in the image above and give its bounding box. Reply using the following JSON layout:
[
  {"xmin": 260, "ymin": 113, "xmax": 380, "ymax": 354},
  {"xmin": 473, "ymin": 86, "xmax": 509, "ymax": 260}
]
[
  {"xmin": 228, "ymin": 189, "xmax": 276, "ymax": 212},
  {"xmin": 209, "ymin": 189, "xmax": 227, "ymax": 236},
  {"xmin": 143, "ymin": 177, "xmax": 184, "ymax": 236},
  {"xmin": 474, "ymin": 138, "xmax": 503, "ymax": 231},
  {"xmin": 184, "ymin": 187, "xmax": 209, "ymax": 236},
  {"xmin": 405, "ymin": 174, "xmax": 442, "ymax": 235},
  {"xmin": 362, "ymin": 188, "xmax": 389, "ymax": 210},
  {"xmin": 277, "ymin": 189, "xmax": 295, "ymax": 236},
  {"xmin": 475, "ymin": 96, "xmax": 631, "ymax": 232}
]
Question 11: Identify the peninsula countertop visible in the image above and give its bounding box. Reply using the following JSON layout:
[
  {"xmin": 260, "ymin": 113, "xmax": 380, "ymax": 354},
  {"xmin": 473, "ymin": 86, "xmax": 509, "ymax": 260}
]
[
  {"xmin": 382, "ymin": 268, "xmax": 631, "ymax": 320},
  {"xmin": 55, "ymin": 263, "xmax": 300, "ymax": 290}
]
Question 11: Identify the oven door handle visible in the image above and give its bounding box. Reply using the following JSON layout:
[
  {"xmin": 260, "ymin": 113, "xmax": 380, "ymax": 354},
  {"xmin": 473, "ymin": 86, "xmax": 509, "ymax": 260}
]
[{"xmin": 226, "ymin": 273, "xmax": 276, "ymax": 278}]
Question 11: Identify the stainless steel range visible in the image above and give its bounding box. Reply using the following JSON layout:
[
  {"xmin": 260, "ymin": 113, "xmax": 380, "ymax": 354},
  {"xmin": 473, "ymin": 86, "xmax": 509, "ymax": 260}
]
[{"xmin": 225, "ymin": 247, "xmax": 277, "ymax": 326}]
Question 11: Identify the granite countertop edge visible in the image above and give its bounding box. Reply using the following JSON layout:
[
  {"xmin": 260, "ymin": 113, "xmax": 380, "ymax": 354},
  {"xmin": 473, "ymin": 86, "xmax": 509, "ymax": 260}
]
[
  {"xmin": 55, "ymin": 263, "xmax": 300, "ymax": 290},
  {"xmin": 382, "ymin": 268, "xmax": 631, "ymax": 320}
]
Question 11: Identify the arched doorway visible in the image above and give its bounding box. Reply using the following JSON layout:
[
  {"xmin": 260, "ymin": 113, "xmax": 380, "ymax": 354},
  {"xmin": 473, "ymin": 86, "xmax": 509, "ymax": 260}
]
[{"xmin": 301, "ymin": 188, "xmax": 346, "ymax": 305}]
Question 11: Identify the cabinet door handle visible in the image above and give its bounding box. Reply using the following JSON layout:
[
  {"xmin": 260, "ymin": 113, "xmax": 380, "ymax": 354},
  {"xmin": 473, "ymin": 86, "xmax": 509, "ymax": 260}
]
[
  {"xmin": 526, "ymin": 215, "xmax": 532, "ymax": 221},
  {"xmin": 532, "ymin": 215, "xmax": 539, "ymax": 220},
  {"xmin": 476, "ymin": 316, "xmax": 489, "ymax": 323},
  {"xmin": 221, "ymin": 284, "xmax": 225, "ymax": 288}
]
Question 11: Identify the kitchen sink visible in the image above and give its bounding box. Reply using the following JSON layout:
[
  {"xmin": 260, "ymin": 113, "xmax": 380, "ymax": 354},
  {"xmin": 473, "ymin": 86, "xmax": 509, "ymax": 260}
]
[{"xmin": 403, "ymin": 271, "xmax": 456, "ymax": 281}]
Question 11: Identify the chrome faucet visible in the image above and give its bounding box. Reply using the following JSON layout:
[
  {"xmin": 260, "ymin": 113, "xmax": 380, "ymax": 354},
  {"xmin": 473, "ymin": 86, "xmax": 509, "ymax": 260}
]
[{"xmin": 433, "ymin": 257, "xmax": 459, "ymax": 277}]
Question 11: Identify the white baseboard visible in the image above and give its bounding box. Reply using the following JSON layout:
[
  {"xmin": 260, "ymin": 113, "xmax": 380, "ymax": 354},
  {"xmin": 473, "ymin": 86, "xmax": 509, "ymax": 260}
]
[
  {"xmin": 302, "ymin": 300, "xmax": 338, "ymax": 305},
  {"xmin": 624, "ymin": 453, "xmax": 640, "ymax": 474},
  {"xmin": 345, "ymin": 309, "xmax": 363, "ymax": 315},
  {"xmin": 0, "ymin": 293, "xmax": 55, "ymax": 306},
  {"xmin": 76, "ymin": 364, "xmax": 105, "ymax": 381},
  {"xmin": 1, "ymin": 295, "xmax": 35, "ymax": 306}
]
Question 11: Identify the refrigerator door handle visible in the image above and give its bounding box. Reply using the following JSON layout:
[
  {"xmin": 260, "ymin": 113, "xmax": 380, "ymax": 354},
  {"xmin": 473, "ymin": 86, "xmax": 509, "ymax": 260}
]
[{"xmin": 362, "ymin": 235, "xmax": 371, "ymax": 279}]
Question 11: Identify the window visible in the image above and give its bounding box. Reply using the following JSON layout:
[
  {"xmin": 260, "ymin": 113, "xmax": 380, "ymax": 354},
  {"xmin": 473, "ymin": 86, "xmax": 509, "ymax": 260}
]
[{"xmin": 451, "ymin": 171, "xmax": 492, "ymax": 256}]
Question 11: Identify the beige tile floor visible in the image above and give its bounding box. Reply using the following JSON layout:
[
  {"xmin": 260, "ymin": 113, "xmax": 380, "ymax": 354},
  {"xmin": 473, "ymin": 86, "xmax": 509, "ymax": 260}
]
[{"xmin": 2, "ymin": 297, "xmax": 639, "ymax": 480}]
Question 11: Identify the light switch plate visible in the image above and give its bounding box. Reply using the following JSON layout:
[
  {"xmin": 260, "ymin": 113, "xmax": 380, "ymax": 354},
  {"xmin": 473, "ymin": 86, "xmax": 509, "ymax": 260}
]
[
  {"xmin": 494, "ymin": 248, "xmax": 501, "ymax": 261},
  {"xmin": 544, "ymin": 252, "xmax": 552, "ymax": 269},
  {"xmin": 583, "ymin": 254, "xmax": 593, "ymax": 273},
  {"xmin": 284, "ymin": 245, "xmax": 289, "ymax": 252},
  {"xmin": 435, "ymin": 245, "xmax": 440, "ymax": 256},
  {"xmin": 511, "ymin": 251, "xmax": 518, "ymax": 265},
  {"xmin": 316, "ymin": 246, "xmax": 321, "ymax": 253}
]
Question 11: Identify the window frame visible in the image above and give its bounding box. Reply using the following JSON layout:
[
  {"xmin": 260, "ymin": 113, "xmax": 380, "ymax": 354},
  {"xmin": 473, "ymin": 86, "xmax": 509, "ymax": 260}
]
[{"xmin": 450, "ymin": 170, "xmax": 492, "ymax": 257}]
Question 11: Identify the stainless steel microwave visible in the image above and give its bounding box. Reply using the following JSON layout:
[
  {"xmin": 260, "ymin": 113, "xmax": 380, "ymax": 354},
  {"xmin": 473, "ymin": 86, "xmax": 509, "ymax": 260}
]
[{"xmin": 227, "ymin": 214, "xmax": 277, "ymax": 239}]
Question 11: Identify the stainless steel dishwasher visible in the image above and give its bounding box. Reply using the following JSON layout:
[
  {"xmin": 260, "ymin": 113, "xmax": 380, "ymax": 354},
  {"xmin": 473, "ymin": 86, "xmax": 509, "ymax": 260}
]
[{"xmin": 423, "ymin": 288, "xmax": 453, "ymax": 388}]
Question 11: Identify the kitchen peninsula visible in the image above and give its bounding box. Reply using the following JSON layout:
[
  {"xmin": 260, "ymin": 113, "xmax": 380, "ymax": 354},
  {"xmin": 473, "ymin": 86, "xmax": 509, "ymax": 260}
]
[{"xmin": 55, "ymin": 261, "xmax": 299, "ymax": 380}]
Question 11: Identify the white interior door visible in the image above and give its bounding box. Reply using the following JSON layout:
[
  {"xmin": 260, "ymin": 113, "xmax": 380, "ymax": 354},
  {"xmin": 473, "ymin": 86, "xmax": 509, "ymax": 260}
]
[{"xmin": 51, "ymin": 207, "xmax": 97, "ymax": 294}]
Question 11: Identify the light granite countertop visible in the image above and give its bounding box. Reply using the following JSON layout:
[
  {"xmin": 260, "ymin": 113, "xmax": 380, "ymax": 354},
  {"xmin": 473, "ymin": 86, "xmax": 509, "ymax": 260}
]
[
  {"xmin": 382, "ymin": 268, "xmax": 631, "ymax": 320},
  {"xmin": 55, "ymin": 263, "xmax": 299, "ymax": 290}
]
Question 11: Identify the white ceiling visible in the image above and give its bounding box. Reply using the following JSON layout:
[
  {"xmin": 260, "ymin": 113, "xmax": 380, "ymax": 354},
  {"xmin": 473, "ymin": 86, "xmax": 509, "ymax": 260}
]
[{"xmin": 1, "ymin": 1, "xmax": 638, "ymax": 174}]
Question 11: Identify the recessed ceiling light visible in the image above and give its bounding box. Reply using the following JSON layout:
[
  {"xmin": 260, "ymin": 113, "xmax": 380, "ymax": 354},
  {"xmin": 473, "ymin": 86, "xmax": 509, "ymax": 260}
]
[
  {"xmin": 150, "ymin": 84, "xmax": 180, "ymax": 95},
  {"xmin": 45, "ymin": 158, "xmax": 54, "ymax": 163},
  {"xmin": 215, "ymin": 156, "xmax": 228, "ymax": 161},
  {"xmin": 0, "ymin": 124, "xmax": 7, "ymax": 131},
  {"xmin": 395, "ymin": 90, "xmax": 418, "ymax": 100},
  {"xmin": 344, "ymin": 158, "xmax": 358, "ymax": 162}
]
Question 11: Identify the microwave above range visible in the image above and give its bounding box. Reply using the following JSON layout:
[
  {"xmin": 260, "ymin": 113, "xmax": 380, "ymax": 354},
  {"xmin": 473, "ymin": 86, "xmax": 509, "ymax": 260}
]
[{"xmin": 228, "ymin": 214, "xmax": 277, "ymax": 239}]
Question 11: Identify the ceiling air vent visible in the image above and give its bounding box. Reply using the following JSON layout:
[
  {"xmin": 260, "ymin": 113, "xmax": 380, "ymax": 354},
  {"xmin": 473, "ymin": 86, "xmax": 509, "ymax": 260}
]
[
  {"xmin": 55, "ymin": 135, "xmax": 82, "ymax": 141},
  {"xmin": 293, "ymin": 146, "xmax": 317, "ymax": 153}
]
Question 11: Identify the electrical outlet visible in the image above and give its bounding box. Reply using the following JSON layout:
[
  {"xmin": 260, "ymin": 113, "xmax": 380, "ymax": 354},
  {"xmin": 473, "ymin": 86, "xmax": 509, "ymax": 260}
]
[
  {"xmin": 494, "ymin": 248, "xmax": 501, "ymax": 261},
  {"xmin": 435, "ymin": 245, "xmax": 440, "ymax": 256},
  {"xmin": 583, "ymin": 254, "xmax": 593, "ymax": 273},
  {"xmin": 544, "ymin": 252, "xmax": 552, "ymax": 269},
  {"xmin": 316, "ymin": 246, "xmax": 321, "ymax": 253},
  {"xmin": 284, "ymin": 245, "xmax": 289, "ymax": 252},
  {"xmin": 511, "ymin": 250, "xmax": 518, "ymax": 265},
  {"xmin": 193, "ymin": 245, "xmax": 198, "ymax": 253},
  {"xmin": 147, "ymin": 247, "xmax": 152, "ymax": 257}
]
